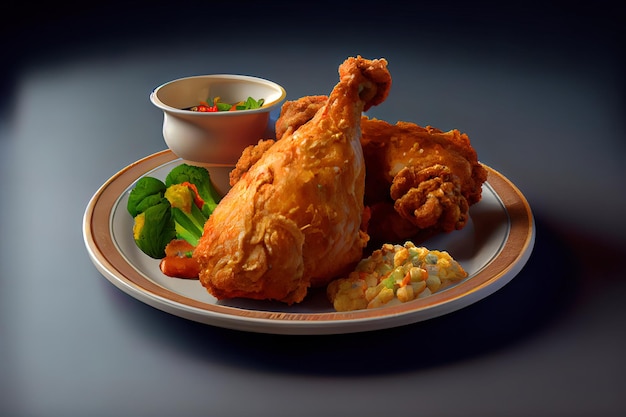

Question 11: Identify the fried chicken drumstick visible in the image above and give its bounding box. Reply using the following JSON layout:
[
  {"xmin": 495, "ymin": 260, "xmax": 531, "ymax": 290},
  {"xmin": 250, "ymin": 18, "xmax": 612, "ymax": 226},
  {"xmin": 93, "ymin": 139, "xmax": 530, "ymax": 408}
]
[
  {"xmin": 273, "ymin": 96, "xmax": 488, "ymax": 244},
  {"xmin": 194, "ymin": 57, "xmax": 392, "ymax": 304}
]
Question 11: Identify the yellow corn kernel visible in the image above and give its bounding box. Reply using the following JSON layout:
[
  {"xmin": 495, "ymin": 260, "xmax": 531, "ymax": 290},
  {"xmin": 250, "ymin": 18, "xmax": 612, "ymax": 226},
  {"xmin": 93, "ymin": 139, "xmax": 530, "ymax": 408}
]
[
  {"xmin": 393, "ymin": 247, "xmax": 409, "ymax": 267},
  {"xmin": 396, "ymin": 284, "xmax": 415, "ymax": 303},
  {"xmin": 410, "ymin": 280, "xmax": 427, "ymax": 296},
  {"xmin": 438, "ymin": 257, "xmax": 451, "ymax": 270},
  {"xmin": 365, "ymin": 282, "xmax": 384, "ymax": 302},
  {"xmin": 328, "ymin": 278, "xmax": 368, "ymax": 312},
  {"xmin": 409, "ymin": 266, "xmax": 426, "ymax": 282},
  {"xmin": 368, "ymin": 287, "xmax": 394, "ymax": 309}
]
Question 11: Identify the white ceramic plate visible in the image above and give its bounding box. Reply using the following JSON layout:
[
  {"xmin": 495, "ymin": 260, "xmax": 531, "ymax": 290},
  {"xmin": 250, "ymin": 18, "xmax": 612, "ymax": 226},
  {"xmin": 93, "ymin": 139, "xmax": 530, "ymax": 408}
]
[{"xmin": 83, "ymin": 150, "xmax": 534, "ymax": 335}]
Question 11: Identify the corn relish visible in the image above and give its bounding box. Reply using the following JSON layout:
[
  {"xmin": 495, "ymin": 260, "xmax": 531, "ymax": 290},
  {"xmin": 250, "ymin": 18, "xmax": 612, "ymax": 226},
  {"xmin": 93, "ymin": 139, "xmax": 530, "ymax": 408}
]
[{"xmin": 327, "ymin": 241, "xmax": 468, "ymax": 311}]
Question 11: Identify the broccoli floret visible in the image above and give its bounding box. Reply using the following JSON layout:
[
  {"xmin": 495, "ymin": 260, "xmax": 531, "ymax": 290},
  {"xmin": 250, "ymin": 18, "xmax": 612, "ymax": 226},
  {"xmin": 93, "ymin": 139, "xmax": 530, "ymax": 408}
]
[
  {"xmin": 132, "ymin": 199, "xmax": 176, "ymax": 258},
  {"xmin": 165, "ymin": 164, "xmax": 221, "ymax": 217},
  {"xmin": 164, "ymin": 183, "xmax": 208, "ymax": 247},
  {"xmin": 128, "ymin": 177, "xmax": 176, "ymax": 258},
  {"xmin": 127, "ymin": 176, "xmax": 167, "ymax": 217},
  {"xmin": 128, "ymin": 164, "xmax": 223, "ymax": 258}
]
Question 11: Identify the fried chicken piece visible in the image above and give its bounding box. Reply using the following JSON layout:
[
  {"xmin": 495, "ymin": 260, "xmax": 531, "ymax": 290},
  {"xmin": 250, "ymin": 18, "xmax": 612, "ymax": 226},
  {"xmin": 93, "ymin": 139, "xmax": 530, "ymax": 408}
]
[
  {"xmin": 273, "ymin": 96, "xmax": 488, "ymax": 244},
  {"xmin": 193, "ymin": 56, "xmax": 392, "ymax": 304},
  {"xmin": 228, "ymin": 95, "xmax": 326, "ymax": 186},
  {"xmin": 228, "ymin": 96, "xmax": 328, "ymax": 186},
  {"xmin": 360, "ymin": 118, "xmax": 487, "ymax": 242},
  {"xmin": 274, "ymin": 95, "xmax": 328, "ymax": 141},
  {"xmin": 361, "ymin": 117, "xmax": 487, "ymax": 240},
  {"xmin": 228, "ymin": 139, "xmax": 275, "ymax": 187}
]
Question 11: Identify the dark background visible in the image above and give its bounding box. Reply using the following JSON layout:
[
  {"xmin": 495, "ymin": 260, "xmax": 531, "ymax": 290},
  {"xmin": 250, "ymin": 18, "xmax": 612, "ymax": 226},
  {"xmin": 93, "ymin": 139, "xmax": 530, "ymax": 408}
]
[
  {"xmin": 1, "ymin": 2, "xmax": 625, "ymax": 416},
  {"xmin": 3, "ymin": 1, "xmax": 623, "ymax": 80}
]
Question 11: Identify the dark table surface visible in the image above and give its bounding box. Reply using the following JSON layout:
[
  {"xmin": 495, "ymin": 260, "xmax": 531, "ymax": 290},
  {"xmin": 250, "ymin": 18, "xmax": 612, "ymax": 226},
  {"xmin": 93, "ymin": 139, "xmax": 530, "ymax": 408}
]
[{"xmin": 2, "ymin": 2, "xmax": 625, "ymax": 416}]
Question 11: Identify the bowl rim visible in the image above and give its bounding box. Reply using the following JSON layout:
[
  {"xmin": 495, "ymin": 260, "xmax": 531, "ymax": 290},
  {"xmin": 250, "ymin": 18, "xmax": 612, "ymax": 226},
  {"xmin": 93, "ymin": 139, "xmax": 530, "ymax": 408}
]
[{"xmin": 150, "ymin": 74, "xmax": 287, "ymax": 116}]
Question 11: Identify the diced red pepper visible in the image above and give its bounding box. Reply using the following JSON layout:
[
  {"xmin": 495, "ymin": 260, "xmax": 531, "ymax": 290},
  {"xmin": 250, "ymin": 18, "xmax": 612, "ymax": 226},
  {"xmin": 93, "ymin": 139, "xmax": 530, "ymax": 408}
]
[{"xmin": 196, "ymin": 104, "xmax": 218, "ymax": 112}]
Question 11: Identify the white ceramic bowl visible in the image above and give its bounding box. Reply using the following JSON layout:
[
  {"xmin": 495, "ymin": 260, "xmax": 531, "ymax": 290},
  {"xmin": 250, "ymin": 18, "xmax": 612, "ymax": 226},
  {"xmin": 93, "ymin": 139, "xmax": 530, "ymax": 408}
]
[{"xmin": 150, "ymin": 74, "xmax": 286, "ymax": 165}]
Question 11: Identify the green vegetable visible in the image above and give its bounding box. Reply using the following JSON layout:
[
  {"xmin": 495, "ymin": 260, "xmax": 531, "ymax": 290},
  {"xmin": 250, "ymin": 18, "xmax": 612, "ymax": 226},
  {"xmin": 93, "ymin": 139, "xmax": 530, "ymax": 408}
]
[
  {"xmin": 236, "ymin": 96, "xmax": 265, "ymax": 110},
  {"xmin": 216, "ymin": 102, "xmax": 232, "ymax": 111},
  {"xmin": 127, "ymin": 176, "xmax": 167, "ymax": 217},
  {"xmin": 382, "ymin": 275, "xmax": 397, "ymax": 290},
  {"xmin": 189, "ymin": 97, "xmax": 265, "ymax": 112},
  {"xmin": 128, "ymin": 164, "xmax": 223, "ymax": 258},
  {"xmin": 165, "ymin": 163, "xmax": 221, "ymax": 217},
  {"xmin": 132, "ymin": 199, "xmax": 176, "ymax": 258},
  {"xmin": 164, "ymin": 184, "xmax": 208, "ymax": 247}
]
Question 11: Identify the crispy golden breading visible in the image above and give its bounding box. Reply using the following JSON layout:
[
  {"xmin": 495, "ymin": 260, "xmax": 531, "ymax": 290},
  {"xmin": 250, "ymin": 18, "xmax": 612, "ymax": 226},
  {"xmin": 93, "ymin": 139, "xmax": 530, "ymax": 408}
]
[
  {"xmin": 229, "ymin": 139, "xmax": 275, "ymax": 186},
  {"xmin": 229, "ymin": 96, "xmax": 326, "ymax": 186},
  {"xmin": 194, "ymin": 57, "xmax": 392, "ymax": 304},
  {"xmin": 273, "ymin": 96, "xmax": 488, "ymax": 244},
  {"xmin": 274, "ymin": 95, "xmax": 327, "ymax": 141},
  {"xmin": 360, "ymin": 118, "xmax": 487, "ymax": 243}
]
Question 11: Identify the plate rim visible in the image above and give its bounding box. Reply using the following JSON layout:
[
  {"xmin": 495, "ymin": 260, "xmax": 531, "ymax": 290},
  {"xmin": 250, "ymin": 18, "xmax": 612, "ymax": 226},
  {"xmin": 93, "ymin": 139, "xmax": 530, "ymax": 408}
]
[{"xmin": 83, "ymin": 150, "xmax": 535, "ymax": 334}]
